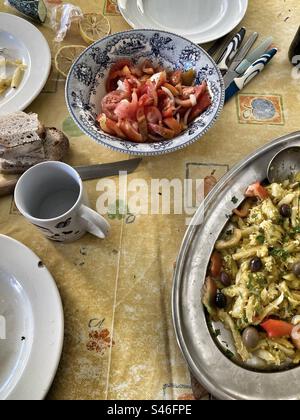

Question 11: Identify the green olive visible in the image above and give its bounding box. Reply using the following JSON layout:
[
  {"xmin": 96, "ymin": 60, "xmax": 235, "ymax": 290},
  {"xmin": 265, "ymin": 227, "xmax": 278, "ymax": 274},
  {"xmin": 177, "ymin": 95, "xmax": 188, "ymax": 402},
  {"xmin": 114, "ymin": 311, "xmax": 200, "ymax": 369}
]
[
  {"xmin": 293, "ymin": 262, "xmax": 300, "ymax": 278},
  {"xmin": 242, "ymin": 327, "xmax": 259, "ymax": 349},
  {"xmin": 181, "ymin": 68, "xmax": 196, "ymax": 86}
]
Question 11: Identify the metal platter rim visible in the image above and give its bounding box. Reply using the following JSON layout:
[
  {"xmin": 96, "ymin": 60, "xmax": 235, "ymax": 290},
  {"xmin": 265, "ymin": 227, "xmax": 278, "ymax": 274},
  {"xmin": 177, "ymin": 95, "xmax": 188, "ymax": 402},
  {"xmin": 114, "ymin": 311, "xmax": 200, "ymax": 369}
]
[{"xmin": 172, "ymin": 131, "xmax": 300, "ymax": 400}]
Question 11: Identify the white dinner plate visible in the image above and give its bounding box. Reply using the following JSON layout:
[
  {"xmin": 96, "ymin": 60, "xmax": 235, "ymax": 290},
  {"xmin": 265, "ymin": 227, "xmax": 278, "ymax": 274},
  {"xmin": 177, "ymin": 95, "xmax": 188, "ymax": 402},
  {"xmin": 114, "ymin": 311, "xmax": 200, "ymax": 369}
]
[
  {"xmin": 118, "ymin": 0, "xmax": 249, "ymax": 44},
  {"xmin": 0, "ymin": 235, "xmax": 64, "ymax": 400},
  {"xmin": 0, "ymin": 13, "xmax": 51, "ymax": 116}
]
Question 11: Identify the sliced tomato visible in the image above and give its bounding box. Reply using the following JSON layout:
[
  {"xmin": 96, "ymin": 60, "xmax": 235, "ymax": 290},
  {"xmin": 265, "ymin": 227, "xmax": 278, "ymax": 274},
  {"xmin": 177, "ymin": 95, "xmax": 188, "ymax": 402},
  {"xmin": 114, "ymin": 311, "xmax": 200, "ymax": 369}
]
[
  {"xmin": 162, "ymin": 108, "xmax": 175, "ymax": 118},
  {"xmin": 118, "ymin": 120, "xmax": 143, "ymax": 143},
  {"xmin": 188, "ymin": 89, "xmax": 212, "ymax": 122},
  {"xmin": 170, "ymin": 69, "xmax": 182, "ymax": 86},
  {"xmin": 139, "ymin": 93, "xmax": 154, "ymax": 107},
  {"xmin": 145, "ymin": 106, "xmax": 162, "ymax": 124},
  {"xmin": 122, "ymin": 78, "xmax": 132, "ymax": 95},
  {"xmin": 136, "ymin": 107, "xmax": 148, "ymax": 141},
  {"xmin": 101, "ymin": 90, "xmax": 129, "ymax": 121},
  {"xmin": 148, "ymin": 123, "xmax": 175, "ymax": 139},
  {"xmin": 106, "ymin": 59, "xmax": 133, "ymax": 92},
  {"xmin": 261, "ymin": 319, "xmax": 293, "ymax": 338},
  {"xmin": 97, "ymin": 113, "xmax": 115, "ymax": 135},
  {"xmin": 163, "ymin": 117, "xmax": 182, "ymax": 135},
  {"xmin": 210, "ymin": 251, "xmax": 222, "ymax": 277},
  {"xmin": 147, "ymin": 81, "xmax": 158, "ymax": 106},
  {"xmin": 245, "ymin": 182, "xmax": 269, "ymax": 200},
  {"xmin": 114, "ymin": 90, "xmax": 138, "ymax": 121},
  {"xmin": 105, "ymin": 118, "xmax": 126, "ymax": 138}
]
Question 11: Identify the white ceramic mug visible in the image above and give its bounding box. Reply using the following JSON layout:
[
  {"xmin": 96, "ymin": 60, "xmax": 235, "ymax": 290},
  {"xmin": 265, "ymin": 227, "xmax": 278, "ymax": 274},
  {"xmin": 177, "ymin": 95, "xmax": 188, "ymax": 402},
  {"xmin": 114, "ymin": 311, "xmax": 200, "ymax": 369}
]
[{"xmin": 14, "ymin": 161, "xmax": 110, "ymax": 243}]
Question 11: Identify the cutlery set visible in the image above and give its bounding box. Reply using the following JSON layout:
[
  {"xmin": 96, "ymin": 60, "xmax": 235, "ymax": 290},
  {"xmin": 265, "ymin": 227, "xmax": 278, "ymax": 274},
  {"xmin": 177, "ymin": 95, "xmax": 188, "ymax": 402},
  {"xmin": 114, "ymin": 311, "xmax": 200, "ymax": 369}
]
[{"xmin": 210, "ymin": 27, "xmax": 277, "ymax": 101}]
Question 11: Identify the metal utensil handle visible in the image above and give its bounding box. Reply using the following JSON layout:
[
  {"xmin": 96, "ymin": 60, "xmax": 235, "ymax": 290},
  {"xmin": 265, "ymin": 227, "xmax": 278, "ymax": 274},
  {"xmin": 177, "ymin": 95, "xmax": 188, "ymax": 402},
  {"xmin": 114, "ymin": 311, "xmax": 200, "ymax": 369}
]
[
  {"xmin": 231, "ymin": 32, "xmax": 258, "ymax": 67},
  {"xmin": 218, "ymin": 27, "xmax": 246, "ymax": 71},
  {"xmin": 234, "ymin": 48, "xmax": 278, "ymax": 90},
  {"xmin": 236, "ymin": 36, "xmax": 274, "ymax": 74}
]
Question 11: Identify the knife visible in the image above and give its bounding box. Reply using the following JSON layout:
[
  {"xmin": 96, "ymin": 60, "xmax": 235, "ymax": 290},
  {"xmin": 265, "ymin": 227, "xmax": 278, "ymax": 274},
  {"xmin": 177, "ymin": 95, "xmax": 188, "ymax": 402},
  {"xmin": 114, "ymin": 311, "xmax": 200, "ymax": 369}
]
[
  {"xmin": 235, "ymin": 36, "xmax": 273, "ymax": 76},
  {"xmin": 223, "ymin": 32, "xmax": 259, "ymax": 89},
  {"xmin": 225, "ymin": 48, "xmax": 278, "ymax": 102},
  {"xmin": 207, "ymin": 34, "xmax": 229, "ymax": 58},
  {"xmin": 0, "ymin": 158, "xmax": 142, "ymax": 197},
  {"xmin": 217, "ymin": 27, "xmax": 246, "ymax": 75}
]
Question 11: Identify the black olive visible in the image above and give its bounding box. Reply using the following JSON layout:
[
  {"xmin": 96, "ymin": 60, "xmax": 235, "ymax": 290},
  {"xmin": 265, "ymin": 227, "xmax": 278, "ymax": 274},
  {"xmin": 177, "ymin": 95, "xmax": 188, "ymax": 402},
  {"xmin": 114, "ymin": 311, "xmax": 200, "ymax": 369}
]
[
  {"xmin": 293, "ymin": 262, "xmax": 300, "ymax": 278},
  {"xmin": 215, "ymin": 292, "xmax": 227, "ymax": 309},
  {"xmin": 242, "ymin": 327, "xmax": 259, "ymax": 349},
  {"xmin": 280, "ymin": 204, "xmax": 292, "ymax": 218},
  {"xmin": 220, "ymin": 272, "xmax": 231, "ymax": 287},
  {"xmin": 250, "ymin": 257, "xmax": 263, "ymax": 272}
]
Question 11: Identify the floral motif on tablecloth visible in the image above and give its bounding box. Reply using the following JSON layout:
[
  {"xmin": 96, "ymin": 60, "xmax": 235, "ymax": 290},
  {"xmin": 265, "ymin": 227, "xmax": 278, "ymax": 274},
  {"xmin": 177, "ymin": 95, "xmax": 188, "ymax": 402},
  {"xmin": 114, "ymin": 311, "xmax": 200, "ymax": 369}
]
[
  {"xmin": 108, "ymin": 200, "xmax": 136, "ymax": 224},
  {"xmin": 237, "ymin": 94, "xmax": 284, "ymax": 125},
  {"xmin": 87, "ymin": 328, "xmax": 115, "ymax": 355}
]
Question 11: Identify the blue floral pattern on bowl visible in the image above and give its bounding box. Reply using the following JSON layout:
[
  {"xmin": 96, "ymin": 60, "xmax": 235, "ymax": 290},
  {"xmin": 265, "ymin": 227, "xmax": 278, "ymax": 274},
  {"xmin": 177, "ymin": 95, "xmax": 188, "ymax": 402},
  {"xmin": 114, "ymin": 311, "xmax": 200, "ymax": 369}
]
[{"xmin": 66, "ymin": 29, "xmax": 225, "ymax": 156}]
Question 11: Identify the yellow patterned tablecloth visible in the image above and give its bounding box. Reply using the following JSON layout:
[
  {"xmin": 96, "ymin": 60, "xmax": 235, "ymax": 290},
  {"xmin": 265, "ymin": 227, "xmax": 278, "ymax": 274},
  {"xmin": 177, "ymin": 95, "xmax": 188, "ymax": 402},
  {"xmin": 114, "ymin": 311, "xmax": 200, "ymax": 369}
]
[{"xmin": 0, "ymin": 0, "xmax": 300, "ymax": 400}]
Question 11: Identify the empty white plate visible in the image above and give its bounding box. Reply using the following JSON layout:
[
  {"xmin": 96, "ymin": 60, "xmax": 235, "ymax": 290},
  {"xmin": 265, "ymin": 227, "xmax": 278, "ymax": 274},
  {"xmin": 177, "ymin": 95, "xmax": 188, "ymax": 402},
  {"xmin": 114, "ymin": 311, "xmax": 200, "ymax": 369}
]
[
  {"xmin": 118, "ymin": 0, "xmax": 249, "ymax": 44},
  {"xmin": 0, "ymin": 13, "xmax": 51, "ymax": 116},
  {"xmin": 0, "ymin": 235, "xmax": 63, "ymax": 400}
]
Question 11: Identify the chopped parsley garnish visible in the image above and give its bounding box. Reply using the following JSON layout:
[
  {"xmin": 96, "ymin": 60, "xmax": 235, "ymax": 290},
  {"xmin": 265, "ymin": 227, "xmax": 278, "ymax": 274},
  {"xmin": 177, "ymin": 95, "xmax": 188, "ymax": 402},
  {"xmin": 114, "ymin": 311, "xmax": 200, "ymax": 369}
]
[
  {"xmin": 269, "ymin": 247, "xmax": 290, "ymax": 261},
  {"xmin": 292, "ymin": 226, "xmax": 300, "ymax": 234},
  {"xmin": 256, "ymin": 235, "xmax": 265, "ymax": 244},
  {"xmin": 247, "ymin": 274, "xmax": 267, "ymax": 296},
  {"xmin": 231, "ymin": 196, "xmax": 238, "ymax": 204}
]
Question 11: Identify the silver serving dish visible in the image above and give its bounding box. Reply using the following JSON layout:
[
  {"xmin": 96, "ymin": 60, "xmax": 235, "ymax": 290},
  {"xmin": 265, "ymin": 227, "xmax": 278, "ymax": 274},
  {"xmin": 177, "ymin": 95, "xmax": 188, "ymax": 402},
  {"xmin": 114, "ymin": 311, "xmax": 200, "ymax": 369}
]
[{"xmin": 172, "ymin": 131, "xmax": 300, "ymax": 400}]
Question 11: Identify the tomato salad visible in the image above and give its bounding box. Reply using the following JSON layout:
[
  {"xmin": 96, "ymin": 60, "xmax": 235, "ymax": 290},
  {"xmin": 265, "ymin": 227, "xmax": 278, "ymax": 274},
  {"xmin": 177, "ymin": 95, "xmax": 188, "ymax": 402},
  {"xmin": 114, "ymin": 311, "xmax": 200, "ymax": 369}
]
[{"xmin": 97, "ymin": 59, "xmax": 212, "ymax": 143}]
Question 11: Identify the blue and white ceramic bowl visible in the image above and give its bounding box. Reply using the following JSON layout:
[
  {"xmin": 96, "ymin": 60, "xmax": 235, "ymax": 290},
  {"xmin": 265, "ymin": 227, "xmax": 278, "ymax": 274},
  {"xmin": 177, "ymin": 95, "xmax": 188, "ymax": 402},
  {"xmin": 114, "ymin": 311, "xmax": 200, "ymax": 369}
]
[{"xmin": 66, "ymin": 29, "xmax": 225, "ymax": 156}]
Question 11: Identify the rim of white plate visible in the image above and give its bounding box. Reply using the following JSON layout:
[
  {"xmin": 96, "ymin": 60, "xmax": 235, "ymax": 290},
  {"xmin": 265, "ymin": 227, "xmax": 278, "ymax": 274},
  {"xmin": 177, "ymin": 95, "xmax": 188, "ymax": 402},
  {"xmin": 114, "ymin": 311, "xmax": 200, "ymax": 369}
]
[
  {"xmin": 0, "ymin": 13, "xmax": 51, "ymax": 116},
  {"xmin": 117, "ymin": 0, "xmax": 249, "ymax": 44},
  {"xmin": 0, "ymin": 235, "xmax": 64, "ymax": 400}
]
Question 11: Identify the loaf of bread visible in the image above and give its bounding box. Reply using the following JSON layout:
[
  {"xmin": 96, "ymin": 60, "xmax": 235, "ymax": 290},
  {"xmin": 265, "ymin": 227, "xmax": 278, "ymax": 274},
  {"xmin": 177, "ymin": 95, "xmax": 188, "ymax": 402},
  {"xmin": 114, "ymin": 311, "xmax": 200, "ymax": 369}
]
[{"xmin": 0, "ymin": 112, "xmax": 69, "ymax": 174}]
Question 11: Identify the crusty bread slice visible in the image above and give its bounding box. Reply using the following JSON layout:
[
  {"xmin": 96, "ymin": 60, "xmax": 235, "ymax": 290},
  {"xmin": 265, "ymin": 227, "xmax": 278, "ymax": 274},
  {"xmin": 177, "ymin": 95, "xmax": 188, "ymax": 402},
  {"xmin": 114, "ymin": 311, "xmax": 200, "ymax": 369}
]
[
  {"xmin": 0, "ymin": 112, "xmax": 43, "ymax": 145},
  {"xmin": 0, "ymin": 112, "xmax": 46, "ymax": 165},
  {"xmin": 0, "ymin": 127, "xmax": 69, "ymax": 174},
  {"xmin": 43, "ymin": 127, "xmax": 70, "ymax": 162}
]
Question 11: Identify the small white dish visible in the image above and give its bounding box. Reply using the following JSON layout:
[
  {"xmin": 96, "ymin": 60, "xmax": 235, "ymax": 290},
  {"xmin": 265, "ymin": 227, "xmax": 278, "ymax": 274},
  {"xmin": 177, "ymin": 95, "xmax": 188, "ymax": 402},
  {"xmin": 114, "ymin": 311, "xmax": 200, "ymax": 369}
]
[
  {"xmin": 0, "ymin": 13, "xmax": 51, "ymax": 116},
  {"xmin": 0, "ymin": 235, "xmax": 64, "ymax": 400},
  {"xmin": 118, "ymin": 0, "xmax": 248, "ymax": 44}
]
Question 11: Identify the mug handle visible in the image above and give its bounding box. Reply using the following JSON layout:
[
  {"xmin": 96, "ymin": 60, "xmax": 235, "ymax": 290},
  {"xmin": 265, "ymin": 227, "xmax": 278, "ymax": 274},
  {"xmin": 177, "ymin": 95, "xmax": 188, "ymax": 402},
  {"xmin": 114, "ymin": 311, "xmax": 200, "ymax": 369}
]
[{"xmin": 79, "ymin": 205, "xmax": 110, "ymax": 239}]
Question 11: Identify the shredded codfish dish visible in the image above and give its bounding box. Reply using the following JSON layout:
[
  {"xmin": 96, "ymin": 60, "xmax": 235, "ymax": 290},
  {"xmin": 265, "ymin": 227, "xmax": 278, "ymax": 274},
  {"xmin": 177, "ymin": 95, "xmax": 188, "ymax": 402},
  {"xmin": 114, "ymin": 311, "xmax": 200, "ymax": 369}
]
[{"xmin": 202, "ymin": 176, "xmax": 300, "ymax": 367}]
